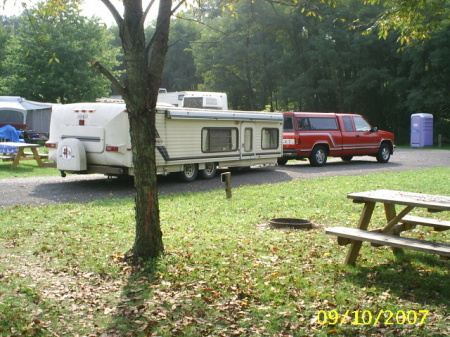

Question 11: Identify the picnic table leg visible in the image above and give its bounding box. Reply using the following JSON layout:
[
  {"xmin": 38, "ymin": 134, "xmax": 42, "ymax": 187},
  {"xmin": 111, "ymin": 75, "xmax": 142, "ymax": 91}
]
[
  {"xmin": 30, "ymin": 147, "xmax": 44, "ymax": 167},
  {"xmin": 345, "ymin": 201, "xmax": 376, "ymax": 265},
  {"xmin": 383, "ymin": 203, "xmax": 402, "ymax": 254},
  {"xmin": 10, "ymin": 147, "xmax": 24, "ymax": 169},
  {"xmin": 382, "ymin": 203, "xmax": 414, "ymax": 254},
  {"xmin": 384, "ymin": 203, "xmax": 396, "ymax": 224}
]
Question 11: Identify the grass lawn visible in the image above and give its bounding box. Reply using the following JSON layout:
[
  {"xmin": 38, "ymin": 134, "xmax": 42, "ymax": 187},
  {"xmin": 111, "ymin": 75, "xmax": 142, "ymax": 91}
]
[
  {"xmin": 0, "ymin": 157, "xmax": 59, "ymax": 179},
  {"xmin": 0, "ymin": 167, "xmax": 449, "ymax": 336}
]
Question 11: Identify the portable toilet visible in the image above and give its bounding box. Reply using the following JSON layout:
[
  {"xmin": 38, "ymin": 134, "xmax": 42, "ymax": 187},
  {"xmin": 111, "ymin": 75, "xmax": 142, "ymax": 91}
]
[{"xmin": 410, "ymin": 113, "xmax": 433, "ymax": 147}]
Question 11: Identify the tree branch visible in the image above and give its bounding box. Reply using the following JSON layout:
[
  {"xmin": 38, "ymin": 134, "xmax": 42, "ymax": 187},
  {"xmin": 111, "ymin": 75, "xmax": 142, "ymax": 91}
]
[
  {"xmin": 100, "ymin": 0, "xmax": 123, "ymax": 26},
  {"xmin": 145, "ymin": 0, "xmax": 186, "ymax": 54},
  {"xmin": 175, "ymin": 15, "xmax": 227, "ymax": 35},
  {"xmin": 91, "ymin": 60, "xmax": 126, "ymax": 98},
  {"xmin": 140, "ymin": 0, "xmax": 157, "ymax": 27}
]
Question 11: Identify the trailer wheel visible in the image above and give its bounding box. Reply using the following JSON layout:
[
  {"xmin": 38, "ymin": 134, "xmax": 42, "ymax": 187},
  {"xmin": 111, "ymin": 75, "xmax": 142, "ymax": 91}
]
[
  {"xmin": 277, "ymin": 158, "xmax": 288, "ymax": 166},
  {"xmin": 178, "ymin": 164, "xmax": 198, "ymax": 182},
  {"xmin": 199, "ymin": 162, "xmax": 217, "ymax": 179},
  {"xmin": 309, "ymin": 145, "xmax": 327, "ymax": 167}
]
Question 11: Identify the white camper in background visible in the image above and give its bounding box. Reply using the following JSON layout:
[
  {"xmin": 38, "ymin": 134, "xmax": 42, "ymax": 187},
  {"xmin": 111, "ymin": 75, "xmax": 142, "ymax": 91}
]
[
  {"xmin": 45, "ymin": 102, "xmax": 282, "ymax": 181},
  {"xmin": 157, "ymin": 91, "xmax": 228, "ymax": 110}
]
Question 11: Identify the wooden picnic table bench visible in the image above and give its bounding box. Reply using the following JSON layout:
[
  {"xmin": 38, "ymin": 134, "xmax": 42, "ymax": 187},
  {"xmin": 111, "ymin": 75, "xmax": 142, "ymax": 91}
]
[
  {"xmin": 325, "ymin": 189, "xmax": 450, "ymax": 266},
  {"xmin": 0, "ymin": 142, "xmax": 47, "ymax": 169}
]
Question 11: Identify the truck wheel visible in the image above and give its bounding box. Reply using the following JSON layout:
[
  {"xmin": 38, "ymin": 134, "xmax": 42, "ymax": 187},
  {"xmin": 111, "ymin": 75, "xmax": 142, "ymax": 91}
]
[
  {"xmin": 178, "ymin": 164, "xmax": 198, "ymax": 182},
  {"xmin": 277, "ymin": 158, "xmax": 288, "ymax": 166},
  {"xmin": 341, "ymin": 156, "xmax": 353, "ymax": 162},
  {"xmin": 309, "ymin": 145, "xmax": 327, "ymax": 167},
  {"xmin": 376, "ymin": 143, "xmax": 390, "ymax": 163},
  {"xmin": 199, "ymin": 162, "xmax": 217, "ymax": 179}
]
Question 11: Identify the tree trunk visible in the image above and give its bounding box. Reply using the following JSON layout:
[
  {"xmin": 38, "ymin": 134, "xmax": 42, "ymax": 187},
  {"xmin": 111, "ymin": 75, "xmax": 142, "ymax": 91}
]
[
  {"xmin": 129, "ymin": 109, "xmax": 163, "ymax": 260},
  {"xmin": 119, "ymin": 0, "xmax": 173, "ymax": 260}
]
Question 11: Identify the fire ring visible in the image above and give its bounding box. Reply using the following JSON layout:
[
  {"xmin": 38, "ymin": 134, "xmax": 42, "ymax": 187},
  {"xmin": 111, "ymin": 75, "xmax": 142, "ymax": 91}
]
[{"xmin": 269, "ymin": 218, "xmax": 312, "ymax": 229}]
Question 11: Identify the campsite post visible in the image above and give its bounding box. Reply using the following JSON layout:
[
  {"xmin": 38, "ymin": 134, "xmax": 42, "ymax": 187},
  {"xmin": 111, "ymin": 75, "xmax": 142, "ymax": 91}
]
[{"xmin": 221, "ymin": 172, "xmax": 232, "ymax": 199}]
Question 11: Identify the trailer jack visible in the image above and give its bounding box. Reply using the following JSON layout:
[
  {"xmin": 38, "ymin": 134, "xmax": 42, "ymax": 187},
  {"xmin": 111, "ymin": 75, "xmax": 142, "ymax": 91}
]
[{"xmin": 60, "ymin": 170, "xmax": 66, "ymax": 178}]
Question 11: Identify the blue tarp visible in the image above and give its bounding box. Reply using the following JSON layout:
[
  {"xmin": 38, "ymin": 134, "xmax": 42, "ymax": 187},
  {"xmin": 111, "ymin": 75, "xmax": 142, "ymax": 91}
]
[
  {"xmin": 0, "ymin": 125, "xmax": 21, "ymax": 153},
  {"xmin": 0, "ymin": 125, "xmax": 20, "ymax": 142}
]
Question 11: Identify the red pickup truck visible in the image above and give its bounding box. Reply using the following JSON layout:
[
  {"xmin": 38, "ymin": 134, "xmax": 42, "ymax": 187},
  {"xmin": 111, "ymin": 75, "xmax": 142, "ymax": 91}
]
[{"xmin": 279, "ymin": 112, "xmax": 395, "ymax": 166}]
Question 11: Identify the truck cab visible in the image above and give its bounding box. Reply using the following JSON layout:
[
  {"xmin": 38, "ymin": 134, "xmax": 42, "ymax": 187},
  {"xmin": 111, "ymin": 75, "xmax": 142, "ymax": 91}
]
[{"xmin": 280, "ymin": 112, "xmax": 395, "ymax": 166}]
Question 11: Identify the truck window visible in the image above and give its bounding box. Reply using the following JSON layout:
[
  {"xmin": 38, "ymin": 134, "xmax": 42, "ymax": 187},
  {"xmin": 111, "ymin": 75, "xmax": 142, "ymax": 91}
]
[
  {"xmin": 202, "ymin": 127, "xmax": 238, "ymax": 152},
  {"xmin": 297, "ymin": 117, "xmax": 310, "ymax": 130},
  {"xmin": 354, "ymin": 116, "xmax": 371, "ymax": 132},
  {"xmin": 308, "ymin": 117, "xmax": 338, "ymax": 130},
  {"xmin": 343, "ymin": 116, "xmax": 355, "ymax": 132},
  {"xmin": 283, "ymin": 116, "xmax": 294, "ymax": 131},
  {"xmin": 262, "ymin": 128, "xmax": 279, "ymax": 149}
]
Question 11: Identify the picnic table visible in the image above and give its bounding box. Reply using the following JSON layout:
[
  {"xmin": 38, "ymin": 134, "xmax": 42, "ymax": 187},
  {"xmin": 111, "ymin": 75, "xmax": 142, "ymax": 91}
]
[
  {"xmin": 325, "ymin": 189, "xmax": 450, "ymax": 265},
  {"xmin": 0, "ymin": 142, "xmax": 48, "ymax": 169}
]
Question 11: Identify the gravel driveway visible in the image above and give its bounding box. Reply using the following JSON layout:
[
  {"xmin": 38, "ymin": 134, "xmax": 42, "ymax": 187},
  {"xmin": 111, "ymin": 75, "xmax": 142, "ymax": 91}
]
[{"xmin": 0, "ymin": 148, "xmax": 449, "ymax": 207}]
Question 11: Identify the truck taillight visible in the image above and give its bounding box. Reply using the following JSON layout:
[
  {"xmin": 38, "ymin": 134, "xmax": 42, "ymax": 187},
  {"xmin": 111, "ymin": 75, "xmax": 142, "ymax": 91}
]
[
  {"xmin": 106, "ymin": 146, "xmax": 119, "ymax": 152},
  {"xmin": 45, "ymin": 142, "xmax": 57, "ymax": 148}
]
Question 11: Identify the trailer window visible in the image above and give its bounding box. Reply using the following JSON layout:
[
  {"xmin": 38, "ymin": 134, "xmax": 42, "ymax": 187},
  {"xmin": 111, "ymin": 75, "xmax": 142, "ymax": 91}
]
[
  {"xmin": 262, "ymin": 128, "xmax": 279, "ymax": 149},
  {"xmin": 244, "ymin": 128, "xmax": 253, "ymax": 152},
  {"xmin": 202, "ymin": 128, "xmax": 238, "ymax": 152}
]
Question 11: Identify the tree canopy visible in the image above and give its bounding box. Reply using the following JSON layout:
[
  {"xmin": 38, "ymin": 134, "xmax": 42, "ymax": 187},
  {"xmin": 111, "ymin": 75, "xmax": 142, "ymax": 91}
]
[
  {"xmin": 1, "ymin": 0, "xmax": 120, "ymax": 102},
  {"xmin": 365, "ymin": 0, "xmax": 450, "ymax": 45}
]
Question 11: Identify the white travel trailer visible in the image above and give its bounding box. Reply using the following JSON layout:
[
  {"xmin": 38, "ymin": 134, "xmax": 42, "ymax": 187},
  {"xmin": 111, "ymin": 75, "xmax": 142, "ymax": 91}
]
[{"xmin": 45, "ymin": 102, "xmax": 283, "ymax": 181}]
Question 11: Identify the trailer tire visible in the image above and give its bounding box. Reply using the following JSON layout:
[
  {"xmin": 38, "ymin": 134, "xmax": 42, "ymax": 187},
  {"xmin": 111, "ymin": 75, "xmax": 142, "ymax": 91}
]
[
  {"xmin": 277, "ymin": 158, "xmax": 288, "ymax": 166},
  {"xmin": 199, "ymin": 162, "xmax": 217, "ymax": 179},
  {"xmin": 178, "ymin": 164, "xmax": 198, "ymax": 182}
]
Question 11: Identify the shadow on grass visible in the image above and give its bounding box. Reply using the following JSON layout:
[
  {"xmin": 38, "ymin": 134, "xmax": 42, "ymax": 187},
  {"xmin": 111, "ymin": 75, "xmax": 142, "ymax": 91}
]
[
  {"xmin": 347, "ymin": 251, "xmax": 450, "ymax": 306},
  {"xmin": 104, "ymin": 257, "xmax": 162, "ymax": 335}
]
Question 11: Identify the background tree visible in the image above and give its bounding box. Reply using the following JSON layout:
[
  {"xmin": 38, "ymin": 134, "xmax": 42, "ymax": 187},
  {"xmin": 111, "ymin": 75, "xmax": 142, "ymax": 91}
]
[
  {"xmin": 160, "ymin": 17, "xmax": 201, "ymax": 91},
  {"xmin": 365, "ymin": 0, "xmax": 450, "ymax": 45},
  {"xmin": 192, "ymin": 0, "xmax": 286, "ymax": 110},
  {"xmin": 393, "ymin": 26, "xmax": 450, "ymax": 142},
  {"xmin": 3, "ymin": 1, "xmax": 119, "ymax": 103},
  {"xmin": 0, "ymin": 15, "xmax": 18, "ymax": 93}
]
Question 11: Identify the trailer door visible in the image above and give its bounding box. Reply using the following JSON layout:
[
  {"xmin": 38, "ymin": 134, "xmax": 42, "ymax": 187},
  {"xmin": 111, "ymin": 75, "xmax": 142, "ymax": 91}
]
[{"xmin": 241, "ymin": 122, "xmax": 255, "ymax": 159}]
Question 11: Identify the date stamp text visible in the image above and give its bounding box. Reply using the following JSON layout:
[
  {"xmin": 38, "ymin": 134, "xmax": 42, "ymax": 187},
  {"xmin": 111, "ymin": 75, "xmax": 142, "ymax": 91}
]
[{"xmin": 316, "ymin": 309, "xmax": 429, "ymax": 326}]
